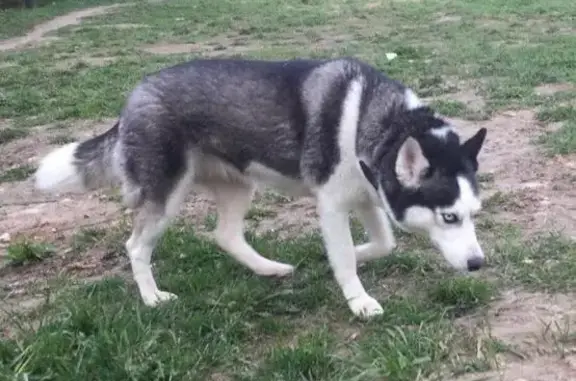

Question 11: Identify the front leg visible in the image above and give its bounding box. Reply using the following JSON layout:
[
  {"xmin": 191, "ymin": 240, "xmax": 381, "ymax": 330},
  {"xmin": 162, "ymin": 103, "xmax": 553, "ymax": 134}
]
[
  {"xmin": 317, "ymin": 199, "xmax": 384, "ymax": 319},
  {"xmin": 354, "ymin": 203, "xmax": 396, "ymax": 263}
]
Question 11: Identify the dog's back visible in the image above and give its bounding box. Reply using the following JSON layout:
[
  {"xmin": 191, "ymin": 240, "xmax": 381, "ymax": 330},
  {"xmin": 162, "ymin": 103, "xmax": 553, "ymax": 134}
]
[{"xmin": 121, "ymin": 58, "xmax": 323, "ymax": 182}]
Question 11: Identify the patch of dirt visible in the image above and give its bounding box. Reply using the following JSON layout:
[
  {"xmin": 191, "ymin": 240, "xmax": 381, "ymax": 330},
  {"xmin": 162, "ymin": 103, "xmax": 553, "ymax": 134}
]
[
  {"xmin": 484, "ymin": 290, "xmax": 576, "ymax": 356},
  {"xmin": 491, "ymin": 40, "xmax": 545, "ymax": 50},
  {"xmin": 364, "ymin": 2, "xmax": 382, "ymax": 9},
  {"xmin": 0, "ymin": 120, "xmax": 122, "ymax": 241},
  {"xmin": 0, "ymin": 121, "xmax": 133, "ymax": 310},
  {"xmin": 140, "ymin": 30, "xmax": 350, "ymax": 57},
  {"xmin": 452, "ymin": 356, "xmax": 576, "ymax": 381},
  {"xmin": 0, "ymin": 181, "xmax": 122, "ymax": 240},
  {"xmin": 449, "ymin": 109, "xmax": 576, "ymax": 238},
  {"xmin": 142, "ymin": 42, "xmax": 223, "ymax": 56},
  {"xmin": 64, "ymin": 22, "xmax": 150, "ymax": 35},
  {"xmin": 92, "ymin": 23, "xmax": 149, "ymax": 30},
  {"xmin": 476, "ymin": 18, "xmax": 511, "ymax": 30},
  {"xmin": 435, "ymin": 14, "xmax": 463, "ymax": 24},
  {"xmin": 53, "ymin": 56, "xmax": 117, "ymax": 70},
  {"xmin": 438, "ymin": 88, "xmax": 486, "ymax": 112},
  {"xmin": 0, "ymin": 240, "xmax": 130, "ymax": 319},
  {"xmin": 454, "ymin": 290, "xmax": 576, "ymax": 381},
  {"xmin": 251, "ymin": 197, "xmax": 317, "ymax": 238},
  {"xmin": 0, "ymin": 4, "xmax": 130, "ymax": 52},
  {"xmin": 534, "ymin": 83, "xmax": 575, "ymax": 97},
  {"xmin": 140, "ymin": 39, "xmax": 258, "ymax": 56}
]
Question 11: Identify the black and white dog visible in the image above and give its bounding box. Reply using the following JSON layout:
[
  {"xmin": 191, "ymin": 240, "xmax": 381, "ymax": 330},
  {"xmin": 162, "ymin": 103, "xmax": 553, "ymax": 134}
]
[{"xmin": 34, "ymin": 57, "xmax": 487, "ymax": 318}]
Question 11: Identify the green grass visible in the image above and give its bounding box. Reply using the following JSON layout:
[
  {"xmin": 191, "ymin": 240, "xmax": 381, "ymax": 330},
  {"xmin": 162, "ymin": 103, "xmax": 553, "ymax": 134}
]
[
  {"xmin": 1, "ymin": 0, "xmax": 576, "ymax": 133},
  {"xmin": 1, "ymin": 0, "xmax": 576, "ymax": 379},
  {"xmin": 536, "ymin": 104, "xmax": 576, "ymax": 154},
  {"xmin": 539, "ymin": 120, "xmax": 576, "ymax": 155},
  {"xmin": 0, "ymin": 164, "xmax": 35, "ymax": 183},
  {"xmin": 0, "ymin": 224, "xmax": 501, "ymax": 380},
  {"xmin": 0, "ymin": 0, "xmax": 128, "ymax": 39},
  {"xmin": 429, "ymin": 277, "xmax": 494, "ymax": 317},
  {"xmin": 256, "ymin": 330, "xmax": 342, "ymax": 381},
  {"xmin": 493, "ymin": 232, "xmax": 576, "ymax": 291},
  {"xmin": 4, "ymin": 239, "xmax": 56, "ymax": 266},
  {"xmin": 537, "ymin": 105, "xmax": 576, "ymax": 123},
  {"xmin": 430, "ymin": 99, "xmax": 469, "ymax": 118},
  {"xmin": 2, "ymin": 219, "xmax": 573, "ymax": 380}
]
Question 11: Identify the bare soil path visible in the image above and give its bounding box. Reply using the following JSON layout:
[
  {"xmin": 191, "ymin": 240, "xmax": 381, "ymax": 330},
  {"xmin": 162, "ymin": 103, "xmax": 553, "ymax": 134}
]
[{"xmin": 0, "ymin": 4, "xmax": 129, "ymax": 51}]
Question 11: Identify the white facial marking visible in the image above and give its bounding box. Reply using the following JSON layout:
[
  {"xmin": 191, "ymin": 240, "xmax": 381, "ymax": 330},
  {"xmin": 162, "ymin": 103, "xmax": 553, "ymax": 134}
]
[
  {"xmin": 433, "ymin": 176, "xmax": 483, "ymax": 271},
  {"xmin": 436, "ymin": 176, "xmax": 481, "ymax": 218},
  {"xmin": 404, "ymin": 88, "xmax": 424, "ymax": 110},
  {"xmin": 430, "ymin": 125, "xmax": 456, "ymax": 140},
  {"xmin": 402, "ymin": 176, "xmax": 484, "ymax": 271}
]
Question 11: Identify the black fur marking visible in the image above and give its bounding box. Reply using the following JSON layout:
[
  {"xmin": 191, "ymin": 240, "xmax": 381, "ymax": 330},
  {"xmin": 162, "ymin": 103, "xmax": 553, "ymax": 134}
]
[
  {"xmin": 303, "ymin": 76, "xmax": 349, "ymax": 185},
  {"xmin": 372, "ymin": 106, "xmax": 484, "ymax": 220},
  {"xmin": 359, "ymin": 160, "xmax": 378, "ymax": 190},
  {"xmin": 461, "ymin": 127, "xmax": 487, "ymax": 171}
]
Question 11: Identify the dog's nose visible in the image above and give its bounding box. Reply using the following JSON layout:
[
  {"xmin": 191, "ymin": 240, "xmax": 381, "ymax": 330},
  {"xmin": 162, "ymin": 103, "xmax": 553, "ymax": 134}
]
[{"xmin": 467, "ymin": 257, "xmax": 484, "ymax": 272}]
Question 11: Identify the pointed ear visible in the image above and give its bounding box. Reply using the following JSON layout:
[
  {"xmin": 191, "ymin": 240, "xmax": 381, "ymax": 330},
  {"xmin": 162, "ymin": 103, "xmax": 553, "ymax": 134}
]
[
  {"xmin": 461, "ymin": 128, "xmax": 487, "ymax": 162},
  {"xmin": 395, "ymin": 137, "xmax": 429, "ymax": 188},
  {"xmin": 359, "ymin": 160, "xmax": 378, "ymax": 190}
]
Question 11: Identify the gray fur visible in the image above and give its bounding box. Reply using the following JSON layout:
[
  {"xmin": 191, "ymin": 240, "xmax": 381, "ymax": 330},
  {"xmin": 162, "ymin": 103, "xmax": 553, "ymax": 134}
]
[
  {"xmin": 74, "ymin": 57, "xmax": 434, "ymax": 209},
  {"xmin": 35, "ymin": 56, "xmax": 487, "ymax": 317},
  {"xmin": 74, "ymin": 121, "xmax": 120, "ymax": 190}
]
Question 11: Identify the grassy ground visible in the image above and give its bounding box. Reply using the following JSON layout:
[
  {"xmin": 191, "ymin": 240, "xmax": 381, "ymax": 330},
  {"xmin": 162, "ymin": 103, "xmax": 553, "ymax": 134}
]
[
  {"xmin": 1, "ymin": 0, "xmax": 576, "ymax": 145},
  {"xmin": 0, "ymin": 0, "xmax": 124, "ymax": 39},
  {"xmin": 1, "ymin": 0, "xmax": 576, "ymax": 380}
]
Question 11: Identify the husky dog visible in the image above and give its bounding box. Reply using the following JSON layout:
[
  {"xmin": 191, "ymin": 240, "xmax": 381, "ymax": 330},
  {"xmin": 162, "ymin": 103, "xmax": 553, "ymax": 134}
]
[{"xmin": 34, "ymin": 57, "xmax": 487, "ymax": 318}]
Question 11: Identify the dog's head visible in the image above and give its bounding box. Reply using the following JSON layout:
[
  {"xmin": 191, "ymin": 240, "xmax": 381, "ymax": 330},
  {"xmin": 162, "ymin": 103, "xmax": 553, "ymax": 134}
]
[{"xmin": 360, "ymin": 109, "xmax": 487, "ymax": 272}]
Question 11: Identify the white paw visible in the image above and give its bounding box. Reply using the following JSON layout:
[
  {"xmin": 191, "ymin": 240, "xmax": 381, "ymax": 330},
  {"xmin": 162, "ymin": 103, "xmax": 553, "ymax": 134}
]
[
  {"xmin": 254, "ymin": 260, "xmax": 295, "ymax": 277},
  {"xmin": 348, "ymin": 294, "xmax": 384, "ymax": 319},
  {"xmin": 142, "ymin": 290, "xmax": 178, "ymax": 307}
]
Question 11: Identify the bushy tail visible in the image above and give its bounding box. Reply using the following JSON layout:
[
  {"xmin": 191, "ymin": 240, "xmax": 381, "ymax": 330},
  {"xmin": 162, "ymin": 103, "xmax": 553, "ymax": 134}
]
[{"xmin": 35, "ymin": 121, "xmax": 120, "ymax": 193}]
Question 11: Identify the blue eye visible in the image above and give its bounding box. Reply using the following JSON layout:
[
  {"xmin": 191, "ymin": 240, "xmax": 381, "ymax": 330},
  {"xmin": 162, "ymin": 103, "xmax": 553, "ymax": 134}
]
[{"xmin": 441, "ymin": 213, "xmax": 459, "ymax": 224}]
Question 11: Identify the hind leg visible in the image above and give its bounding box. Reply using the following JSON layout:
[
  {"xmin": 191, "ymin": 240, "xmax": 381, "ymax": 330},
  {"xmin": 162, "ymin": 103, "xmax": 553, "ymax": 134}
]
[
  {"xmin": 126, "ymin": 206, "xmax": 176, "ymax": 306},
  {"xmin": 210, "ymin": 182, "xmax": 294, "ymax": 276},
  {"xmin": 126, "ymin": 176, "xmax": 191, "ymax": 307}
]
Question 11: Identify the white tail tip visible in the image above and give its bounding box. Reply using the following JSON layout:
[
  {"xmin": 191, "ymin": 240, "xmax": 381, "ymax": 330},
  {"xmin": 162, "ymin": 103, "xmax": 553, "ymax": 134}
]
[{"xmin": 35, "ymin": 142, "xmax": 84, "ymax": 192}]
